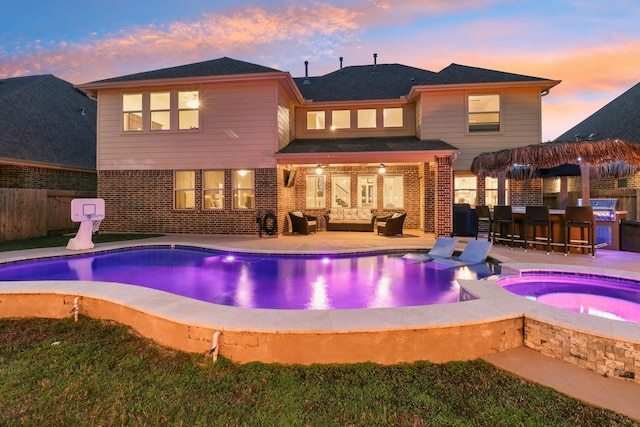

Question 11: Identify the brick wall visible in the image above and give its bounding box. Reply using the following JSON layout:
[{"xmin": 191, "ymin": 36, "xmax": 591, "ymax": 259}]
[
  {"xmin": 289, "ymin": 164, "xmax": 424, "ymax": 231},
  {"xmin": 98, "ymin": 168, "xmax": 277, "ymax": 235},
  {"xmin": 0, "ymin": 165, "xmax": 96, "ymax": 191},
  {"xmin": 98, "ymin": 163, "xmax": 452, "ymax": 236},
  {"xmin": 423, "ymin": 162, "xmax": 437, "ymax": 233},
  {"xmin": 509, "ymin": 179, "xmax": 543, "ymax": 206},
  {"xmin": 525, "ymin": 318, "xmax": 639, "ymax": 384},
  {"xmin": 435, "ymin": 157, "xmax": 452, "ymax": 236}
]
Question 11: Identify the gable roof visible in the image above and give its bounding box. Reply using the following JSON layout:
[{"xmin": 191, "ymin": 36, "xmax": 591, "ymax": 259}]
[
  {"xmin": 294, "ymin": 64, "xmax": 436, "ymax": 102},
  {"xmin": 0, "ymin": 74, "xmax": 96, "ymax": 170},
  {"xmin": 424, "ymin": 63, "xmax": 553, "ymax": 86},
  {"xmin": 554, "ymin": 82, "xmax": 640, "ymax": 143},
  {"xmin": 85, "ymin": 57, "xmax": 283, "ymax": 85}
]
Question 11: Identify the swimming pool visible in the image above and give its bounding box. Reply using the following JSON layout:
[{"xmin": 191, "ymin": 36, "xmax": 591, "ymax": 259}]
[
  {"xmin": 0, "ymin": 246, "xmax": 498, "ymax": 310},
  {"xmin": 497, "ymin": 272, "xmax": 640, "ymax": 322}
]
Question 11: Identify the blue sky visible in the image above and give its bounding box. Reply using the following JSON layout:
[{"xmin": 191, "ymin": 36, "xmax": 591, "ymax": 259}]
[{"xmin": 1, "ymin": 0, "xmax": 638, "ymax": 140}]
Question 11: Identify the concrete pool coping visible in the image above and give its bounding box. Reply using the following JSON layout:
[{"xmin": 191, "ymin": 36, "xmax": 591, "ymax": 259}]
[{"xmin": 0, "ymin": 236, "xmax": 639, "ymax": 370}]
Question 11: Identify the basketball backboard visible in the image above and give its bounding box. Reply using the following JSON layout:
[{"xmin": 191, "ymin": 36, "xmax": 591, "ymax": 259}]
[{"xmin": 71, "ymin": 198, "xmax": 105, "ymax": 222}]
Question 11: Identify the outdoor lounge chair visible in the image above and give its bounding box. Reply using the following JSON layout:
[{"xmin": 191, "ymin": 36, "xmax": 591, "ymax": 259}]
[
  {"xmin": 428, "ymin": 240, "xmax": 493, "ymax": 269},
  {"xmin": 288, "ymin": 211, "xmax": 317, "ymax": 235},
  {"xmin": 401, "ymin": 237, "xmax": 458, "ymax": 263},
  {"xmin": 377, "ymin": 212, "xmax": 407, "ymax": 236}
]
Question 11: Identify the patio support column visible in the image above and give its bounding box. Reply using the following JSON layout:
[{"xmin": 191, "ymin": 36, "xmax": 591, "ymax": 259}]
[
  {"xmin": 435, "ymin": 156, "xmax": 453, "ymax": 237},
  {"xmin": 497, "ymin": 171, "xmax": 507, "ymax": 205},
  {"xmin": 559, "ymin": 177, "xmax": 568, "ymax": 209},
  {"xmin": 580, "ymin": 162, "xmax": 591, "ymax": 205}
]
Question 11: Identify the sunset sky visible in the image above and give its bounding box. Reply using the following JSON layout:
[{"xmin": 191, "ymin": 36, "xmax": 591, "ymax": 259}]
[{"xmin": 1, "ymin": 0, "xmax": 638, "ymax": 141}]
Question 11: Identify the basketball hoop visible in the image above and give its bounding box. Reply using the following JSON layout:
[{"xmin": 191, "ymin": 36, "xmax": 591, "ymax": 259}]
[
  {"xmin": 92, "ymin": 219, "xmax": 102, "ymax": 234},
  {"xmin": 66, "ymin": 198, "xmax": 105, "ymax": 250}
]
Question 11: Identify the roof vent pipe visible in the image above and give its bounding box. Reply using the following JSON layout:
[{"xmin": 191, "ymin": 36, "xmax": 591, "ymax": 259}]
[
  {"xmin": 339, "ymin": 56, "xmax": 343, "ymax": 71},
  {"xmin": 303, "ymin": 60, "xmax": 310, "ymax": 85},
  {"xmin": 373, "ymin": 53, "xmax": 377, "ymax": 67}
]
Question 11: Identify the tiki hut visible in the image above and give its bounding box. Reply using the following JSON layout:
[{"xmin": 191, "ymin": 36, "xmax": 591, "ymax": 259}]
[
  {"xmin": 471, "ymin": 139, "xmax": 640, "ymax": 180},
  {"xmin": 470, "ymin": 138, "xmax": 640, "ymax": 205}
]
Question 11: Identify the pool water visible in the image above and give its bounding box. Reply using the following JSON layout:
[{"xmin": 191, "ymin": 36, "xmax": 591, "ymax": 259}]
[
  {"xmin": 498, "ymin": 273, "xmax": 640, "ymax": 322},
  {"xmin": 0, "ymin": 247, "xmax": 498, "ymax": 310}
]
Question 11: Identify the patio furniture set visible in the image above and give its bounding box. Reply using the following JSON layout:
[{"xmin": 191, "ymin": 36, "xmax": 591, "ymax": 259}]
[{"xmin": 288, "ymin": 210, "xmax": 406, "ymax": 236}]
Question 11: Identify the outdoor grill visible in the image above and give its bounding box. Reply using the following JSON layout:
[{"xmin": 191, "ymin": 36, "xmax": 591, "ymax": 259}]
[{"xmin": 578, "ymin": 198, "xmax": 626, "ymax": 250}]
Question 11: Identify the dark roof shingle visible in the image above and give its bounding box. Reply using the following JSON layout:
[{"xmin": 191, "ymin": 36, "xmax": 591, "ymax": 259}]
[
  {"xmin": 277, "ymin": 136, "xmax": 457, "ymax": 154},
  {"xmin": 294, "ymin": 64, "xmax": 436, "ymax": 101},
  {"xmin": 424, "ymin": 63, "xmax": 551, "ymax": 86},
  {"xmin": 86, "ymin": 57, "xmax": 282, "ymax": 85},
  {"xmin": 554, "ymin": 82, "xmax": 640, "ymax": 143},
  {"xmin": 0, "ymin": 74, "xmax": 96, "ymax": 169}
]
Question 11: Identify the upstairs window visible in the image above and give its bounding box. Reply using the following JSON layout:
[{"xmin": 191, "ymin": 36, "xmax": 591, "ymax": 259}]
[
  {"xmin": 178, "ymin": 90, "xmax": 200, "ymax": 130},
  {"xmin": 331, "ymin": 110, "xmax": 350, "ymax": 130},
  {"xmin": 357, "ymin": 109, "xmax": 376, "ymax": 128},
  {"xmin": 306, "ymin": 111, "xmax": 325, "ymax": 130},
  {"xmin": 122, "ymin": 93, "xmax": 143, "ymax": 131},
  {"xmin": 468, "ymin": 94, "xmax": 500, "ymax": 132},
  {"xmin": 383, "ymin": 107, "xmax": 403, "ymax": 128},
  {"xmin": 150, "ymin": 91, "xmax": 171, "ymax": 131}
]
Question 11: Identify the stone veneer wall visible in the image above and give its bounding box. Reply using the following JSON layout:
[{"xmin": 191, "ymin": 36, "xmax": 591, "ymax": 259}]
[
  {"xmin": 525, "ymin": 318, "xmax": 639, "ymax": 383},
  {"xmin": 0, "ymin": 165, "xmax": 96, "ymax": 191},
  {"xmin": 98, "ymin": 169, "xmax": 277, "ymax": 235}
]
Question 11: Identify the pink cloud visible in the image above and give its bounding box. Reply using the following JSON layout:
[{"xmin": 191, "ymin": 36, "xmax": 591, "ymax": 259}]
[{"xmin": 0, "ymin": 3, "xmax": 361, "ymax": 83}]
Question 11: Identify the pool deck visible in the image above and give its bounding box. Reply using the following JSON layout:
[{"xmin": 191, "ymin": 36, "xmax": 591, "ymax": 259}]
[{"xmin": 1, "ymin": 230, "xmax": 640, "ymax": 421}]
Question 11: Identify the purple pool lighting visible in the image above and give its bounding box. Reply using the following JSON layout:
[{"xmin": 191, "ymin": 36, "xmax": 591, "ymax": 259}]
[
  {"xmin": 0, "ymin": 247, "xmax": 498, "ymax": 310},
  {"xmin": 497, "ymin": 272, "xmax": 640, "ymax": 322}
]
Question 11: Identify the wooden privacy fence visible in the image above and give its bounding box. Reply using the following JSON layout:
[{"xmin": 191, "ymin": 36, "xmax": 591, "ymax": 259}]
[{"xmin": 0, "ymin": 189, "xmax": 95, "ymax": 242}]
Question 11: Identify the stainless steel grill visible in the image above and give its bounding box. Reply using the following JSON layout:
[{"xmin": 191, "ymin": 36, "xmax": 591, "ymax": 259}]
[
  {"xmin": 578, "ymin": 198, "xmax": 617, "ymax": 221},
  {"xmin": 577, "ymin": 198, "xmax": 626, "ymax": 249}
]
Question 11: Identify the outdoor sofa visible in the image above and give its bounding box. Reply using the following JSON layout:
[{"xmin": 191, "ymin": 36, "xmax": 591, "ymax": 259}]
[{"xmin": 324, "ymin": 208, "xmax": 376, "ymax": 232}]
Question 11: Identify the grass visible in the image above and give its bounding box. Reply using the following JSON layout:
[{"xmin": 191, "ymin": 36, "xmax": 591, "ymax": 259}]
[
  {"xmin": 0, "ymin": 317, "xmax": 635, "ymax": 426},
  {"xmin": 0, "ymin": 233, "xmax": 164, "ymax": 252},
  {"xmin": 0, "ymin": 234, "xmax": 635, "ymax": 425}
]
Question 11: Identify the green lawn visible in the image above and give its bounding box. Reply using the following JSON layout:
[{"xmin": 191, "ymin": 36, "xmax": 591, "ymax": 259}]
[
  {"xmin": 0, "ymin": 233, "xmax": 164, "ymax": 252},
  {"xmin": 0, "ymin": 317, "xmax": 635, "ymax": 426}
]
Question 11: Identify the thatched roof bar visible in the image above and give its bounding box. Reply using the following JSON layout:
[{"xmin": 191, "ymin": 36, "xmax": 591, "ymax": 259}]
[{"xmin": 470, "ymin": 138, "xmax": 640, "ymax": 179}]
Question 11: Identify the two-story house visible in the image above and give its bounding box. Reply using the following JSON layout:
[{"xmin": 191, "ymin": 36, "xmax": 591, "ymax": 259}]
[{"xmin": 76, "ymin": 56, "xmax": 559, "ymax": 236}]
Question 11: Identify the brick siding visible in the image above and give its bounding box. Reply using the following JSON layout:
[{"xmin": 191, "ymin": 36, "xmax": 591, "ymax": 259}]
[{"xmin": 0, "ymin": 165, "xmax": 96, "ymax": 191}]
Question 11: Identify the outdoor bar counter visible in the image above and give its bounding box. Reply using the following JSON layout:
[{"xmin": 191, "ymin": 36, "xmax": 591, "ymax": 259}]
[{"xmin": 495, "ymin": 206, "xmax": 627, "ymax": 251}]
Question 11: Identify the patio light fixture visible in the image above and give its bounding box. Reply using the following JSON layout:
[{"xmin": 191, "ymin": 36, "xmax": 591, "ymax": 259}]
[{"xmin": 378, "ymin": 163, "xmax": 386, "ymax": 174}]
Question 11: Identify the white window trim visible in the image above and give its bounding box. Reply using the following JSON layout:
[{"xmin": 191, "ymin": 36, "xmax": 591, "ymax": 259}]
[{"xmin": 466, "ymin": 93, "xmax": 501, "ymax": 134}]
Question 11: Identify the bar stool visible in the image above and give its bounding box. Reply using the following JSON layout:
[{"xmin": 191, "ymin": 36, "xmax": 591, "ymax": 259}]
[
  {"xmin": 524, "ymin": 205, "xmax": 551, "ymax": 254},
  {"xmin": 474, "ymin": 205, "xmax": 492, "ymax": 241},
  {"xmin": 492, "ymin": 205, "xmax": 519, "ymax": 248},
  {"xmin": 564, "ymin": 206, "xmax": 596, "ymax": 258}
]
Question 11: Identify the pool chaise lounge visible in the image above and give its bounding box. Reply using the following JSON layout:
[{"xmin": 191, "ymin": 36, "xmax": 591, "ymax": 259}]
[
  {"xmin": 401, "ymin": 237, "xmax": 458, "ymax": 263},
  {"xmin": 429, "ymin": 240, "xmax": 493, "ymax": 269}
]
